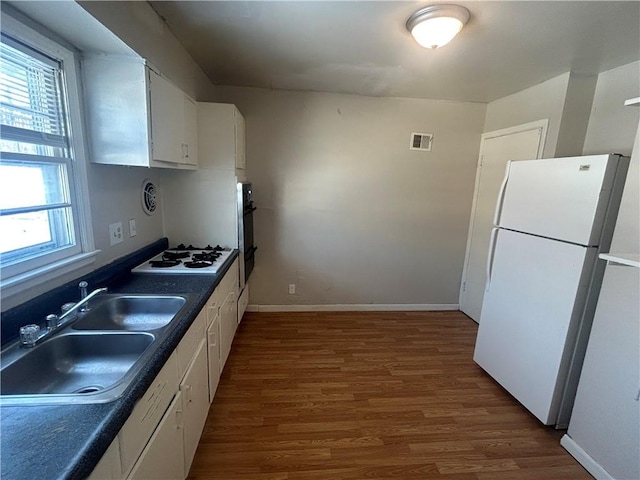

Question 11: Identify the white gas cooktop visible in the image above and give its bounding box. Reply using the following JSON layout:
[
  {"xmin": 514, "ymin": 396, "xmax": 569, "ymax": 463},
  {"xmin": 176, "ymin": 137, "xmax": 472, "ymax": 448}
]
[{"xmin": 132, "ymin": 245, "xmax": 233, "ymax": 275}]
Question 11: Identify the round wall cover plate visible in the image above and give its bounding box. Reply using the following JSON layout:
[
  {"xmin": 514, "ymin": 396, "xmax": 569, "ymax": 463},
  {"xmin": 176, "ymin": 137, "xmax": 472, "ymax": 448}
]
[{"xmin": 141, "ymin": 179, "xmax": 157, "ymax": 216}]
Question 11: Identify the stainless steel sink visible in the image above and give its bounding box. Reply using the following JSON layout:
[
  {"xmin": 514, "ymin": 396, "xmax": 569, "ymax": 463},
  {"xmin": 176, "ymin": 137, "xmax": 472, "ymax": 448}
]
[
  {"xmin": 0, "ymin": 293, "xmax": 191, "ymax": 406},
  {"xmin": 72, "ymin": 295, "xmax": 187, "ymax": 331},
  {"xmin": 1, "ymin": 332, "xmax": 153, "ymax": 398}
]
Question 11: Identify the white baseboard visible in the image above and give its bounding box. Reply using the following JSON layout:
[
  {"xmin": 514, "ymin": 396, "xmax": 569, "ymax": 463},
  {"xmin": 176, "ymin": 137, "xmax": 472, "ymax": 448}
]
[
  {"xmin": 246, "ymin": 304, "xmax": 459, "ymax": 313},
  {"xmin": 561, "ymin": 434, "xmax": 613, "ymax": 480}
]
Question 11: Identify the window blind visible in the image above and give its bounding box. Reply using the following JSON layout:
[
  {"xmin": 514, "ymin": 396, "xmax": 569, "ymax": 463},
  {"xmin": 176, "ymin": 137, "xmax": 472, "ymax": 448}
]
[{"xmin": 0, "ymin": 34, "xmax": 68, "ymax": 150}]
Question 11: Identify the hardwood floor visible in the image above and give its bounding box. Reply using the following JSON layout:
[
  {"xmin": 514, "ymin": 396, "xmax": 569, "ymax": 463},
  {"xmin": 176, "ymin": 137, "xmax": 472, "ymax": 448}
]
[{"xmin": 188, "ymin": 311, "xmax": 591, "ymax": 479}]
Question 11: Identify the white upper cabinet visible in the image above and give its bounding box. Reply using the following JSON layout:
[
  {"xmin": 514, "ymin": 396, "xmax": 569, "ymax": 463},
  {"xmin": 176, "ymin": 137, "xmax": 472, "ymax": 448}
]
[
  {"xmin": 82, "ymin": 56, "xmax": 197, "ymax": 169},
  {"xmin": 198, "ymin": 102, "xmax": 245, "ymax": 172},
  {"xmin": 148, "ymin": 70, "xmax": 183, "ymax": 165},
  {"xmin": 235, "ymin": 111, "xmax": 246, "ymax": 170},
  {"xmin": 183, "ymin": 95, "xmax": 199, "ymax": 166}
]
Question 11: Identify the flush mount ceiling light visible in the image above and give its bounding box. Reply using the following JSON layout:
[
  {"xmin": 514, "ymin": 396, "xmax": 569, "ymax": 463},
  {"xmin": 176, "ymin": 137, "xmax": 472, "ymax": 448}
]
[{"xmin": 406, "ymin": 4, "xmax": 470, "ymax": 49}]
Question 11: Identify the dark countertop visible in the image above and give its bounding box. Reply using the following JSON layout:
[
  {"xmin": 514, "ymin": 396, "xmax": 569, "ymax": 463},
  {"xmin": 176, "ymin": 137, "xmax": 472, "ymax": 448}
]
[{"xmin": 0, "ymin": 251, "xmax": 238, "ymax": 480}]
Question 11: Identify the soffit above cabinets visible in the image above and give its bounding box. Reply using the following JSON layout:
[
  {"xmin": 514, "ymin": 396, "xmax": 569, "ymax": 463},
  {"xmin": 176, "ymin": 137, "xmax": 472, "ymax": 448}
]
[{"xmin": 5, "ymin": 0, "xmax": 136, "ymax": 57}]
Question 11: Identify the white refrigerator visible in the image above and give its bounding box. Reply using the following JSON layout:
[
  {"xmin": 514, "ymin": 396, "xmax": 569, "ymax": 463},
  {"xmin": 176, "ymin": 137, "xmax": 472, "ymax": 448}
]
[{"xmin": 473, "ymin": 154, "xmax": 629, "ymax": 428}]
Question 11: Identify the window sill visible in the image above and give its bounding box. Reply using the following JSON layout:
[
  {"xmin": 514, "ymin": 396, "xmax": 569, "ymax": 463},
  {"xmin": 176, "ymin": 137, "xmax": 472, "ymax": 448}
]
[{"xmin": 1, "ymin": 250, "xmax": 100, "ymax": 301}]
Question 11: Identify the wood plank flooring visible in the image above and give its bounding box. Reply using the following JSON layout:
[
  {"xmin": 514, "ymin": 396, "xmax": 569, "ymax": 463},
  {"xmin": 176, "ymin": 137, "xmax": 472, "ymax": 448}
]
[{"xmin": 187, "ymin": 311, "xmax": 591, "ymax": 479}]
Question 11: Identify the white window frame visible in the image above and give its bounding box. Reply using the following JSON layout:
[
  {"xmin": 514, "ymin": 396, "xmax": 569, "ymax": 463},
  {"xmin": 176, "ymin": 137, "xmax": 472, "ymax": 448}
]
[{"xmin": 0, "ymin": 12, "xmax": 97, "ymax": 300}]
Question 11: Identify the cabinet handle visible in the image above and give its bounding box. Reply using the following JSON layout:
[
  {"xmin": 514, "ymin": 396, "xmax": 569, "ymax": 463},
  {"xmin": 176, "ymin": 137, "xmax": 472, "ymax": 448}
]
[
  {"xmin": 176, "ymin": 408, "xmax": 184, "ymax": 428},
  {"xmin": 183, "ymin": 384, "xmax": 192, "ymax": 403}
]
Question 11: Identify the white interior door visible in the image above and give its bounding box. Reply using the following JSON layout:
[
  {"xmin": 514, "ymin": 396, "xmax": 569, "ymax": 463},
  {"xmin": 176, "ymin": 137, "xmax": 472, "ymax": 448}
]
[{"xmin": 459, "ymin": 121, "xmax": 547, "ymax": 322}]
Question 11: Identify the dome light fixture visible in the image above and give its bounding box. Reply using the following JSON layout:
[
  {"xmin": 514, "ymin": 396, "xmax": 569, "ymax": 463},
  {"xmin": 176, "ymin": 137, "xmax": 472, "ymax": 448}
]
[{"xmin": 406, "ymin": 4, "xmax": 470, "ymax": 49}]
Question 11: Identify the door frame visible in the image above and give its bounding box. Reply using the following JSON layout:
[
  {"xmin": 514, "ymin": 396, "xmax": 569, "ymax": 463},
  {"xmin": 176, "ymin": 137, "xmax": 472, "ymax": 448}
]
[{"xmin": 459, "ymin": 119, "xmax": 548, "ymax": 315}]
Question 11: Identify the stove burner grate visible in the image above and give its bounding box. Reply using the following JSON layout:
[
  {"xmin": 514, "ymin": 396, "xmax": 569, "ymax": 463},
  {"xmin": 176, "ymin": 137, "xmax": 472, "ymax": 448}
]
[
  {"xmin": 163, "ymin": 251, "xmax": 190, "ymax": 261},
  {"xmin": 149, "ymin": 259, "xmax": 181, "ymax": 268},
  {"xmin": 183, "ymin": 260, "xmax": 214, "ymax": 269},
  {"xmin": 171, "ymin": 244, "xmax": 225, "ymax": 252},
  {"xmin": 192, "ymin": 252, "xmax": 220, "ymax": 262}
]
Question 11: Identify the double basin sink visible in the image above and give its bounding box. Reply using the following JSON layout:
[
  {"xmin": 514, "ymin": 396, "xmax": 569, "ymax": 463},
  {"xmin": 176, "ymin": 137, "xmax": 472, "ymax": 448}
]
[{"xmin": 0, "ymin": 294, "xmax": 190, "ymax": 405}]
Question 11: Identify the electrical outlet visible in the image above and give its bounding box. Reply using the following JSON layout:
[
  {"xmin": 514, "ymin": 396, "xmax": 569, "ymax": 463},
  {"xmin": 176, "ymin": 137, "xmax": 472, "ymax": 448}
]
[
  {"xmin": 109, "ymin": 222, "xmax": 123, "ymax": 246},
  {"xmin": 288, "ymin": 284, "xmax": 296, "ymax": 295},
  {"xmin": 129, "ymin": 219, "xmax": 137, "ymax": 237}
]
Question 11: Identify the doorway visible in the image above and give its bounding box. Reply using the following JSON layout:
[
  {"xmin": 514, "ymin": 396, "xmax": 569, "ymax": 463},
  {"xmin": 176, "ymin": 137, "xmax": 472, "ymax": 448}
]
[{"xmin": 459, "ymin": 120, "xmax": 548, "ymax": 322}]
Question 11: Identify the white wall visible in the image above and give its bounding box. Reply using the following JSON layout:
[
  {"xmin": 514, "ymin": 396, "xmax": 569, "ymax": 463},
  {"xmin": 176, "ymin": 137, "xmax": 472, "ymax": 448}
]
[
  {"xmin": 483, "ymin": 73, "xmax": 571, "ymax": 158},
  {"xmin": 555, "ymin": 74, "xmax": 598, "ymax": 158},
  {"xmin": 214, "ymin": 86, "xmax": 486, "ymax": 307},
  {"xmin": 582, "ymin": 61, "xmax": 640, "ymax": 253},
  {"xmin": 583, "ymin": 61, "xmax": 640, "ymax": 157}
]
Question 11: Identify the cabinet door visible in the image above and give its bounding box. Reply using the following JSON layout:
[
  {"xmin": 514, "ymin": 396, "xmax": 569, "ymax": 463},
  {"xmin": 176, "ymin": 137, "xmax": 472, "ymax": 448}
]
[
  {"xmin": 119, "ymin": 354, "xmax": 179, "ymax": 476},
  {"xmin": 88, "ymin": 438, "xmax": 121, "ymax": 480},
  {"xmin": 127, "ymin": 391, "xmax": 185, "ymax": 480},
  {"xmin": 220, "ymin": 290, "xmax": 237, "ymax": 369},
  {"xmin": 235, "ymin": 110, "xmax": 246, "ymax": 170},
  {"xmin": 238, "ymin": 283, "xmax": 249, "ymax": 324},
  {"xmin": 149, "ymin": 69, "xmax": 184, "ymax": 165},
  {"xmin": 181, "ymin": 340, "xmax": 210, "ymax": 477},
  {"xmin": 183, "ymin": 95, "xmax": 198, "ymax": 166},
  {"xmin": 176, "ymin": 310, "xmax": 206, "ymax": 381},
  {"xmin": 207, "ymin": 311, "xmax": 221, "ymax": 403}
]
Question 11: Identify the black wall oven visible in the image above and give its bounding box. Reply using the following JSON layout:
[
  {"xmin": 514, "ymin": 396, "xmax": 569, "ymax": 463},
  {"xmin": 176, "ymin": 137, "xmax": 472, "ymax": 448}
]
[{"xmin": 238, "ymin": 182, "xmax": 257, "ymax": 286}]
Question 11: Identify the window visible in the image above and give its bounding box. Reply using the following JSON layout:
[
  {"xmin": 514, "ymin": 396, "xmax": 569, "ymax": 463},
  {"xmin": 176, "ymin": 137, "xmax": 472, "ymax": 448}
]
[{"xmin": 0, "ymin": 12, "xmax": 95, "ymax": 296}]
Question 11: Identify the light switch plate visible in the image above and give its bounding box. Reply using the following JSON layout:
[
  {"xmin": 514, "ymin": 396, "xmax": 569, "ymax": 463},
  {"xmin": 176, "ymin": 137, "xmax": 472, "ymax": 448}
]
[
  {"xmin": 109, "ymin": 222, "xmax": 123, "ymax": 246},
  {"xmin": 129, "ymin": 219, "xmax": 137, "ymax": 237}
]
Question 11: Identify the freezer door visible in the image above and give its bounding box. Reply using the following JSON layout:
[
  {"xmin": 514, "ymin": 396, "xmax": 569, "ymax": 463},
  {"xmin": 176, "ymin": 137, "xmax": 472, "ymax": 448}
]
[
  {"xmin": 496, "ymin": 154, "xmax": 621, "ymax": 246},
  {"xmin": 474, "ymin": 229, "xmax": 597, "ymax": 425}
]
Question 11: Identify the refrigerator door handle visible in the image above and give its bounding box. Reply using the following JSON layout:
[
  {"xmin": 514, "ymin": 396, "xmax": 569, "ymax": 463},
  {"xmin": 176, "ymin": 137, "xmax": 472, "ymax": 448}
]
[
  {"xmin": 485, "ymin": 227, "xmax": 499, "ymax": 291},
  {"xmin": 493, "ymin": 161, "xmax": 512, "ymax": 226}
]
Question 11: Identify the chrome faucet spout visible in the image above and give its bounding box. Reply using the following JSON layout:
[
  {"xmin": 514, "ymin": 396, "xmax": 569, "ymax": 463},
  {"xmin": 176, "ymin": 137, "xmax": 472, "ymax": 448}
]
[
  {"xmin": 19, "ymin": 286, "xmax": 107, "ymax": 348},
  {"xmin": 79, "ymin": 281, "xmax": 89, "ymax": 311},
  {"xmin": 65, "ymin": 287, "xmax": 108, "ymax": 319}
]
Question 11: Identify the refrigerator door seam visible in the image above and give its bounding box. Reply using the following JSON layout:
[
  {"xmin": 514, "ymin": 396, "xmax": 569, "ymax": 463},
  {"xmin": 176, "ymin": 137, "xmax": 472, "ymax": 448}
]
[{"xmin": 500, "ymin": 228, "xmax": 598, "ymax": 248}]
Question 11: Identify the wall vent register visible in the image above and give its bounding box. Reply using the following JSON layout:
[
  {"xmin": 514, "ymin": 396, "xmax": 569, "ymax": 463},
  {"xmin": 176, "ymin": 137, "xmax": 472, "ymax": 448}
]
[
  {"xmin": 410, "ymin": 132, "xmax": 433, "ymax": 151},
  {"xmin": 141, "ymin": 179, "xmax": 157, "ymax": 216}
]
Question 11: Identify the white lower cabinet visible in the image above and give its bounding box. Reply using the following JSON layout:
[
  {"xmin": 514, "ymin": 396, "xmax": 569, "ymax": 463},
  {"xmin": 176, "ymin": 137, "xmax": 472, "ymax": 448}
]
[
  {"xmin": 238, "ymin": 283, "xmax": 249, "ymax": 324},
  {"xmin": 128, "ymin": 391, "xmax": 185, "ymax": 480},
  {"xmin": 181, "ymin": 340, "xmax": 210, "ymax": 476},
  {"xmin": 88, "ymin": 438, "xmax": 121, "ymax": 480},
  {"xmin": 220, "ymin": 290, "xmax": 238, "ymax": 369},
  {"xmin": 119, "ymin": 354, "xmax": 179, "ymax": 476},
  {"xmin": 88, "ymin": 259, "xmax": 240, "ymax": 479},
  {"xmin": 176, "ymin": 311, "xmax": 206, "ymax": 379},
  {"xmin": 207, "ymin": 310, "xmax": 221, "ymax": 403}
]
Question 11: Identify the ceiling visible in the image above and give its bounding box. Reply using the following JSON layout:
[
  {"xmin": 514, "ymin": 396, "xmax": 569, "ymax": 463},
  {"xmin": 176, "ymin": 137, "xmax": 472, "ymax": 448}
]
[{"xmin": 150, "ymin": 1, "xmax": 640, "ymax": 103}]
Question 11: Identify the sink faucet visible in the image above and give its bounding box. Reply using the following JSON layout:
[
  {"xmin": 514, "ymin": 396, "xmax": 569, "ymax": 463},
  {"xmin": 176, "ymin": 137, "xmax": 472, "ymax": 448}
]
[
  {"xmin": 79, "ymin": 281, "xmax": 89, "ymax": 311},
  {"xmin": 19, "ymin": 285, "xmax": 108, "ymax": 348}
]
